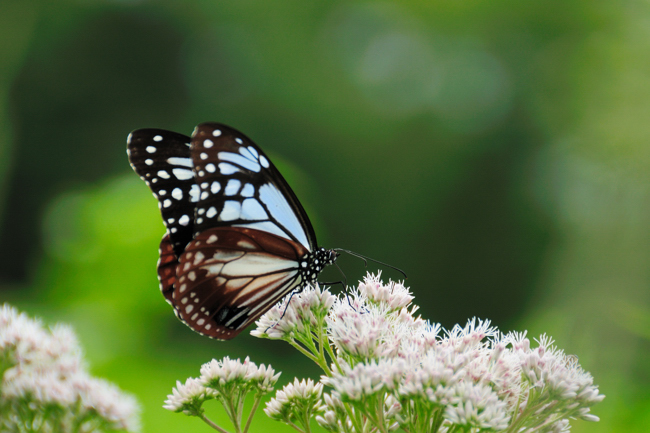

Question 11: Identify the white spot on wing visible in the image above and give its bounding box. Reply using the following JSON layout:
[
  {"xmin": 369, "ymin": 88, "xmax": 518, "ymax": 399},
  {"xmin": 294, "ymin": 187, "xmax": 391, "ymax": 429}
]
[
  {"xmin": 206, "ymin": 207, "xmax": 217, "ymax": 218},
  {"xmin": 219, "ymin": 201, "xmax": 242, "ymax": 221},
  {"xmin": 260, "ymin": 155, "xmax": 270, "ymax": 168},
  {"xmin": 190, "ymin": 184, "xmax": 200, "ymax": 202},
  {"xmin": 146, "ymin": 146, "xmax": 156, "ymax": 153},
  {"xmin": 172, "ymin": 188, "xmax": 183, "ymax": 200},
  {"xmin": 158, "ymin": 170, "xmax": 170, "ymax": 179},
  {"xmin": 204, "ymin": 139, "xmax": 213, "ymax": 148},
  {"xmin": 218, "ymin": 152, "xmax": 261, "ymax": 172},
  {"xmin": 179, "ymin": 215, "xmax": 190, "ymax": 226},
  {"xmin": 219, "ymin": 163, "xmax": 239, "ymax": 174},
  {"xmin": 206, "ymin": 163, "xmax": 216, "ymax": 173},
  {"xmin": 167, "ymin": 157, "xmax": 193, "ymax": 168},
  {"xmin": 241, "ymin": 184, "xmax": 255, "ymax": 197},
  {"xmin": 213, "ymin": 129, "xmax": 222, "ymax": 137},
  {"xmin": 211, "ymin": 181, "xmax": 221, "ymax": 194},
  {"xmin": 173, "ymin": 168, "xmax": 194, "ymax": 180},
  {"xmin": 225, "ymin": 179, "xmax": 241, "ymax": 196},
  {"xmin": 154, "ymin": 135, "xmax": 163, "ymax": 142}
]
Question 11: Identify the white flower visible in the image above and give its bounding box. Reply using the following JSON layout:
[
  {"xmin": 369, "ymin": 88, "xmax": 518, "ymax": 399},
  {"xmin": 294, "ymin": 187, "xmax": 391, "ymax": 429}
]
[
  {"xmin": 196, "ymin": 356, "xmax": 280, "ymax": 398},
  {"xmin": 315, "ymin": 409, "xmax": 339, "ymax": 431},
  {"xmin": 3, "ymin": 369, "xmax": 78, "ymax": 405},
  {"xmin": 163, "ymin": 377, "xmax": 211, "ymax": 414},
  {"xmin": 75, "ymin": 375, "xmax": 140, "ymax": 432},
  {"xmin": 264, "ymin": 378, "xmax": 325, "ymax": 424},
  {"xmin": 246, "ymin": 362, "xmax": 281, "ymax": 393},
  {"xmin": 200, "ymin": 356, "xmax": 251, "ymax": 386},
  {"xmin": 444, "ymin": 382, "xmax": 510, "ymax": 430}
]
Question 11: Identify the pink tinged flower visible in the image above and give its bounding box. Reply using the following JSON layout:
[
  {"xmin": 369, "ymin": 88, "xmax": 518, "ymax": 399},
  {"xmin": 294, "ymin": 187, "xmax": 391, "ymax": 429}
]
[
  {"xmin": 252, "ymin": 285, "xmax": 335, "ymax": 340},
  {"xmin": 357, "ymin": 274, "xmax": 414, "ymax": 311},
  {"xmin": 1, "ymin": 305, "xmax": 141, "ymax": 432},
  {"xmin": 327, "ymin": 307, "xmax": 392, "ymax": 359},
  {"xmin": 323, "ymin": 359, "xmax": 406, "ymax": 402},
  {"xmin": 251, "ymin": 302, "xmax": 297, "ymax": 339}
]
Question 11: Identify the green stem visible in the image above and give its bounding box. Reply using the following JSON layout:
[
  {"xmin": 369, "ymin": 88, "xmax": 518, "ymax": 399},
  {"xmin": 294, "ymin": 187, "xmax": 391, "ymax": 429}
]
[
  {"xmin": 243, "ymin": 395, "xmax": 261, "ymax": 433},
  {"xmin": 225, "ymin": 392, "xmax": 242, "ymax": 433},
  {"xmin": 303, "ymin": 409, "xmax": 312, "ymax": 433},
  {"xmin": 287, "ymin": 420, "xmax": 306, "ymax": 433},
  {"xmin": 344, "ymin": 403, "xmax": 364, "ymax": 433},
  {"xmin": 324, "ymin": 341, "xmax": 342, "ymax": 375},
  {"xmin": 200, "ymin": 414, "xmax": 231, "ymax": 433},
  {"xmin": 290, "ymin": 340, "xmax": 330, "ymax": 373}
]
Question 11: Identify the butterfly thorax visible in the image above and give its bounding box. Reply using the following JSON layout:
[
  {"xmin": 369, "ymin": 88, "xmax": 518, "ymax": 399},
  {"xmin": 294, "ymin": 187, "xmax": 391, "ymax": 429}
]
[{"xmin": 300, "ymin": 248, "xmax": 338, "ymax": 285}]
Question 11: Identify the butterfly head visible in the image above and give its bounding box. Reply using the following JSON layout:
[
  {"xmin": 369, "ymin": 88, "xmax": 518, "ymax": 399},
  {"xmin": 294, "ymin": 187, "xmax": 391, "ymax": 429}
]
[{"xmin": 299, "ymin": 248, "xmax": 338, "ymax": 286}]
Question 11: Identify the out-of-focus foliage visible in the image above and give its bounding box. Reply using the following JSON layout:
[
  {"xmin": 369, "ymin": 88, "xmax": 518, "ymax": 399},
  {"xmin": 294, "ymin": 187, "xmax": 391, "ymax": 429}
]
[{"xmin": 1, "ymin": 0, "xmax": 649, "ymax": 431}]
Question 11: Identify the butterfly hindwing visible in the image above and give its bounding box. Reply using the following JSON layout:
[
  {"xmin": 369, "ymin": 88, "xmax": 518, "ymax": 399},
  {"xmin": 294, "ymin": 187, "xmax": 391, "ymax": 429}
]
[
  {"xmin": 127, "ymin": 129, "xmax": 198, "ymax": 257},
  {"xmin": 189, "ymin": 122, "xmax": 317, "ymax": 252},
  {"xmin": 173, "ymin": 226, "xmax": 308, "ymax": 339}
]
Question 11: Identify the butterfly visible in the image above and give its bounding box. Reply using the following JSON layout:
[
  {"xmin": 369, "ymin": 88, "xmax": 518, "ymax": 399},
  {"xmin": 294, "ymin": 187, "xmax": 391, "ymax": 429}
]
[{"xmin": 127, "ymin": 123, "xmax": 339, "ymax": 340}]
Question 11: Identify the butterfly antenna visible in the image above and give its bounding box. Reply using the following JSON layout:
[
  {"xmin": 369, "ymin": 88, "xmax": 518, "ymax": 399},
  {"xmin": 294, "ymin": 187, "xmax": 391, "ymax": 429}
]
[{"xmin": 334, "ymin": 248, "xmax": 408, "ymax": 279}]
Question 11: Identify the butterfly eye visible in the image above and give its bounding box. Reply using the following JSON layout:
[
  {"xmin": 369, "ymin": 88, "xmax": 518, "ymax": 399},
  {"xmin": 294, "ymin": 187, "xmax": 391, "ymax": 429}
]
[{"xmin": 128, "ymin": 122, "xmax": 338, "ymax": 340}]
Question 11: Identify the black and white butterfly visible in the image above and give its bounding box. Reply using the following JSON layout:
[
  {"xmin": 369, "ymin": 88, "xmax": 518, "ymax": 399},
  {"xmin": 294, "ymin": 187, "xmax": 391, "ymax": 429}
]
[{"xmin": 127, "ymin": 123, "xmax": 338, "ymax": 340}]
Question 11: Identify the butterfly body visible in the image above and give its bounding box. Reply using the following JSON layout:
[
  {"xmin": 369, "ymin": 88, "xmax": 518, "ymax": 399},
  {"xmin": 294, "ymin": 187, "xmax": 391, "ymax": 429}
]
[{"xmin": 128, "ymin": 122, "xmax": 337, "ymax": 339}]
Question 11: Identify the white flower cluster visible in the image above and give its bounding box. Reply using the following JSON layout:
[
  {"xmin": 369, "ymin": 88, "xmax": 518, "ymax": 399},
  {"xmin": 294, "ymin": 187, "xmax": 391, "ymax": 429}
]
[
  {"xmin": 164, "ymin": 356, "xmax": 280, "ymax": 432},
  {"xmin": 0, "ymin": 304, "xmax": 140, "ymax": 432},
  {"xmin": 253, "ymin": 273, "xmax": 605, "ymax": 433},
  {"xmin": 264, "ymin": 378, "xmax": 325, "ymax": 430}
]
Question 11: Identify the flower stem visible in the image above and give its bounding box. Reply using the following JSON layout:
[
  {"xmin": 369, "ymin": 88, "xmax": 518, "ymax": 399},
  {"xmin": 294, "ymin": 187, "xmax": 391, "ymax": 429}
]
[
  {"xmin": 287, "ymin": 420, "xmax": 306, "ymax": 433},
  {"xmin": 242, "ymin": 395, "xmax": 261, "ymax": 433},
  {"xmin": 200, "ymin": 414, "xmax": 231, "ymax": 433}
]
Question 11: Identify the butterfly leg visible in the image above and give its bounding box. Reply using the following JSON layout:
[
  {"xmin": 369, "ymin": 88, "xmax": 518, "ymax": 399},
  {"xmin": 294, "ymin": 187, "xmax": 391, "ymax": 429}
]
[{"xmin": 264, "ymin": 287, "xmax": 304, "ymax": 333}]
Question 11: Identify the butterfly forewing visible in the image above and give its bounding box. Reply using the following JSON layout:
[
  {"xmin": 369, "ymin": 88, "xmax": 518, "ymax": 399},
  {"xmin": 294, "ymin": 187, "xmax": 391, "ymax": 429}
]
[
  {"xmin": 174, "ymin": 226, "xmax": 308, "ymax": 339},
  {"xmin": 127, "ymin": 129, "xmax": 198, "ymax": 257},
  {"xmin": 189, "ymin": 123, "xmax": 317, "ymax": 252}
]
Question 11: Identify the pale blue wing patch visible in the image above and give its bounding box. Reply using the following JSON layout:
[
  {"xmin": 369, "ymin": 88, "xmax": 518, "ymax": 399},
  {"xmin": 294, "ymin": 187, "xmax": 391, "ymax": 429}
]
[{"xmin": 258, "ymin": 183, "xmax": 310, "ymax": 248}]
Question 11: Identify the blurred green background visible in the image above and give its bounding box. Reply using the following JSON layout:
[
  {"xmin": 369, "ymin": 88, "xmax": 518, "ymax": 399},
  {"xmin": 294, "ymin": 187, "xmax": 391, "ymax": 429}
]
[{"xmin": 1, "ymin": 0, "xmax": 648, "ymax": 431}]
